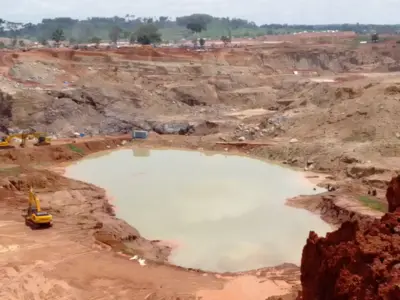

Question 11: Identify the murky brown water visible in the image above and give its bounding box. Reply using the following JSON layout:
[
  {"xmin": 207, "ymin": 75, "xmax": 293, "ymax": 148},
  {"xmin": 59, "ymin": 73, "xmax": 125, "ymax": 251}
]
[{"xmin": 65, "ymin": 148, "xmax": 331, "ymax": 272}]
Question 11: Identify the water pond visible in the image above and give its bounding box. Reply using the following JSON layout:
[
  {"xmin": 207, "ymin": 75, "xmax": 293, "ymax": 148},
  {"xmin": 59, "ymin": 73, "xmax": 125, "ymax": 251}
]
[{"xmin": 65, "ymin": 148, "xmax": 331, "ymax": 272}]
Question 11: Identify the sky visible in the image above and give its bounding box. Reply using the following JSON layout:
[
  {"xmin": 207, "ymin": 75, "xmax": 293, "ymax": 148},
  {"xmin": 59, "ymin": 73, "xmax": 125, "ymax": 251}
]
[{"xmin": 1, "ymin": 0, "xmax": 399, "ymax": 25}]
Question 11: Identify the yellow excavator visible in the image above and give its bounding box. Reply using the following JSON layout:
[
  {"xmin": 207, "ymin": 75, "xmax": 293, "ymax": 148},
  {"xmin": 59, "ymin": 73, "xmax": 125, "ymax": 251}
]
[
  {"xmin": 0, "ymin": 134, "xmax": 21, "ymax": 149},
  {"xmin": 21, "ymin": 132, "xmax": 52, "ymax": 147},
  {"xmin": 25, "ymin": 187, "xmax": 53, "ymax": 229},
  {"xmin": 0, "ymin": 132, "xmax": 51, "ymax": 149},
  {"xmin": 0, "ymin": 135, "xmax": 14, "ymax": 149}
]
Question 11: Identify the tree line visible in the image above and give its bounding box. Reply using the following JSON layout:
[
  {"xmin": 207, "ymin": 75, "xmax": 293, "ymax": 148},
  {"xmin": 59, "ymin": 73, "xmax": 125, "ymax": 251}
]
[{"xmin": 0, "ymin": 14, "xmax": 400, "ymax": 46}]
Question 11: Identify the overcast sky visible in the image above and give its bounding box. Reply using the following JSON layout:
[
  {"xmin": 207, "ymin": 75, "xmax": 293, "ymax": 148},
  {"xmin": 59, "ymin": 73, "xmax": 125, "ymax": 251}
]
[{"xmin": 1, "ymin": 0, "xmax": 399, "ymax": 24}]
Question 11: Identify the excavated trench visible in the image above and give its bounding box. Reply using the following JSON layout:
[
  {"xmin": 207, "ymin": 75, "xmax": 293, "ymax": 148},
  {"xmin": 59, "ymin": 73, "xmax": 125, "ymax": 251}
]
[{"xmin": 64, "ymin": 148, "xmax": 331, "ymax": 272}]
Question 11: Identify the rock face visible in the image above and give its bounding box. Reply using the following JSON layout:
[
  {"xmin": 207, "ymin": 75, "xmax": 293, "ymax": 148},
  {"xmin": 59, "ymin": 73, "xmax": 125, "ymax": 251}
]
[
  {"xmin": 386, "ymin": 175, "xmax": 400, "ymax": 213},
  {"xmin": 298, "ymin": 176, "xmax": 400, "ymax": 300}
]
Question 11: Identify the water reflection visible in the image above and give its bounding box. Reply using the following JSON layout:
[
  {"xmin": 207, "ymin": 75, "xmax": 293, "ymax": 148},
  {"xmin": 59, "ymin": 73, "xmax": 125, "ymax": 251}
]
[{"xmin": 132, "ymin": 148, "xmax": 150, "ymax": 157}]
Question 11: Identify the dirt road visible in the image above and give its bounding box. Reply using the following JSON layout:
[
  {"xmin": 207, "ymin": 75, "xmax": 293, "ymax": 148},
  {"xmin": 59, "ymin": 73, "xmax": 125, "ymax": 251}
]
[{"xmin": 0, "ymin": 217, "xmax": 221, "ymax": 300}]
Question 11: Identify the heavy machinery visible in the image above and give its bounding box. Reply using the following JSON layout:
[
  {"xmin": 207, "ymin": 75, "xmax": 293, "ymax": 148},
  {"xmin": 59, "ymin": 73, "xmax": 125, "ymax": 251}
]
[
  {"xmin": 0, "ymin": 135, "xmax": 14, "ymax": 149},
  {"xmin": 0, "ymin": 134, "xmax": 25, "ymax": 149},
  {"xmin": 0, "ymin": 132, "xmax": 51, "ymax": 149},
  {"xmin": 21, "ymin": 132, "xmax": 51, "ymax": 147},
  {"xmin": 31, "ymin": 132, "xmax": 51, "ymax": 146},
  {"xmin": 25, "ymin": 187, "xmax": 53, "ymax": 229}
]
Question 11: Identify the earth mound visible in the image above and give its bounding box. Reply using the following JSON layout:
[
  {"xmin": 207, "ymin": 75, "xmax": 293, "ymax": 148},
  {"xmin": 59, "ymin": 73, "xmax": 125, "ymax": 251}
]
[{"xmin": 297, "ymin": 175, "xmax": 400, "ymax": 300}]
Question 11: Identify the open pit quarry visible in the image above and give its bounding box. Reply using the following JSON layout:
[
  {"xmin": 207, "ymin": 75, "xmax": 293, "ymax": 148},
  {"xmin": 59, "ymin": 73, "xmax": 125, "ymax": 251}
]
[{"xmin": 0, "ymin": 43, "xmax": 399, "ymax": 299}]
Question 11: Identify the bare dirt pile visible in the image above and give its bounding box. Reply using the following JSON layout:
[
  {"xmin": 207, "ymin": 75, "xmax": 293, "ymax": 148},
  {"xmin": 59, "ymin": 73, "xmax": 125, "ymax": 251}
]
[
  {"xmin": 246, "ymin": 73, "xmax": 400, "ymax": 178},
  {"xmin": 297, "ymin": 175, "xmax": 400, "ymax": 300},
  {"xmin": 266, "ymin": 79, "xmax": 400, "ymax": 146}
]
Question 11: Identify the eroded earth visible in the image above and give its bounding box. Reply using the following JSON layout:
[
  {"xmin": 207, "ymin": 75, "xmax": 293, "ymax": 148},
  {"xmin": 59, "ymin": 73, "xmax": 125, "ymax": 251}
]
[{"xmin": 0, "ymin": 40, "xmax": 400, "ymax": 299}]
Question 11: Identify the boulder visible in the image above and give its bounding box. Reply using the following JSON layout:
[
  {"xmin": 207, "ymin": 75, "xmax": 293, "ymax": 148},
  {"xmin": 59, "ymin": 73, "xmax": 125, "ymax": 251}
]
[{"xmin": 152, "ymin": 121, "xmax": 194, "ymax": 135}]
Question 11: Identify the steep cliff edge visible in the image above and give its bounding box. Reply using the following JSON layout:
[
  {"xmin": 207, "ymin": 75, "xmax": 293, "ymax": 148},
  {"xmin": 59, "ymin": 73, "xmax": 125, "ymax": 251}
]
[
  {"xmin": 298, "ymin": 176, "xmax": 400, "ymax": 300},
  {"xmin": 386, "ymin": 175, "xmax": 400, "ymax": 214}
]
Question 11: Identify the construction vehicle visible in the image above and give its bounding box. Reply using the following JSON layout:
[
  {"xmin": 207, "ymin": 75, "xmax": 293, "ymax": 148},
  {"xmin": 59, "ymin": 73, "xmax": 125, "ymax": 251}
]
[
  {"xmin": 0, "ymin": 134, "xmax": 24, "ymax": 149},
  {"xmin": 0, "ymin": 135, "xmax": 14, "ymax": 149},
  {"xmin": 0, "ymin": 132, "xmax": 51, "ymax": 149},
  {"xmin": 25, "ymin": 187, "xmax": 53, "ymax": 229},
  {"xmin": 20, "ymin": 132, "xmax": 52, "ymax": 147},
  {"xmin": 30, "ymin": 132, "xmax": 51, "ymax": 146}
]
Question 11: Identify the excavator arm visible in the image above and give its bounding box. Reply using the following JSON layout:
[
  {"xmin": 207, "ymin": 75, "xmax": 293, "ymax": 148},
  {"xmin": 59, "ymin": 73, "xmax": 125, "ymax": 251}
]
[{"xmin": 28, "ymin": 187, "xmax": 41, "ymax": 212}]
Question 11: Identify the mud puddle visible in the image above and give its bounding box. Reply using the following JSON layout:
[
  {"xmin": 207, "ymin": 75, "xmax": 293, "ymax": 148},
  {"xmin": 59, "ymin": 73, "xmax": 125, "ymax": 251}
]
[{"xmin": 64, "ymin": 148, "xmax": 331, "ymax": 272}]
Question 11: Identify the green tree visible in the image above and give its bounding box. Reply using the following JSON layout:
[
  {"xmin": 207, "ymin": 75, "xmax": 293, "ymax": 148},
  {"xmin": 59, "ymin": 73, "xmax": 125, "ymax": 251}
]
[
  {"xmin": 199, "ymin": 38, "xmax": 205, "ymax": 48},
  {"xmin": 371, "ymin": 33, "xmax": 379, "ymax": 43},
  {"xmin": 0, "ymin": 41, "xmax": 5, "ymax": 49},
  {"xmin": 52, "ymin": 28, "xmax": 65, "ymax": 45},
  {"xmin": 121, "ymin": 30, "xmax": 130, "ymax": 39},
  {"xmin": 133, "ymin": 24, "xmax": 161, "ymax": 45},
  {"xmin": 10, "ymin": 16, "xmax": 400, "ymax": 43},
  {"xmin": 176, "ymin": 14, "xmax": 212, "ymax": 33},
  {"xmin": 109, "ymin": 26, "xmax": 121, "ymax": 44},
  {"xmin": 220, "ymin": 35, "xmax": 231, "ymax": 46},
  {"xmin": 18, "ymin": 40, "xmax": 25, "ymax": 47},
  {"xmin": 186, "ymin": 22, "xmax": 205, "ymax": 33},
  {"xmin": 39, "ymin": 38, "xmax": 48, "ymax": 46},
  {"xmin": 6, "ymin": 21, "xmax": 22, "ymax": 39},
  {"xmin": 158, "ymin": 16, "xmax": 169, "ymax": 24},
  {"xmin": 0, "ymin": 19, "xmax": 4, "ymax": 35},
  {"xmin": 89, "ymin": 36, "xmax": 101, "ymax": 45}
]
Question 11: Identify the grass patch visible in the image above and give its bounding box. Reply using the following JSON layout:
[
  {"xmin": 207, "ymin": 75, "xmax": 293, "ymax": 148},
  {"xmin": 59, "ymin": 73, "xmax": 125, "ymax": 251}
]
[
  {"xmin": 0, "ymin": 166, "xmax": 22, "ymax": 176},
  {"xmin": 358, "ymin": 195, "xmax": 387, "ymax": 212},
  {"xmin": 67, "ymin": 144, "xmax": 84, "ymax": 154}
]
